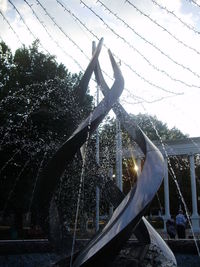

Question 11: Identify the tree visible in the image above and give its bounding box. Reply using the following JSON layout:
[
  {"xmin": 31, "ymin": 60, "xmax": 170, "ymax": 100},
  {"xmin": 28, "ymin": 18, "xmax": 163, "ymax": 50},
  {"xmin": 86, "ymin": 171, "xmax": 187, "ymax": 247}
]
[
  {"xmin": 99, "ymin": 113, "xmax": 187, "ymax": 165},
  {"xmin": 0, "ymin": 40, "xmax": 70, "ymax": 99},
  {"xmin": 128, "ymin": 114, "xmax": 199, "ymax": 216},
  {"xmin": 98, "ymin": 113, "xmax": 191, "ymax": 216},
  {"xmin": 129, "ymin": 113, "xmax": 188, "ymax": 141},
  {"xmin": 13, "ymin": 40, "xmax": 67, "ymax": 87},
  {"xmin": 0, "ymin": 41, "xmax": 15, "ymax": 98},
  {"xmin": 0, "ymin": 41, "xmax": 93, "ymax": 237}
]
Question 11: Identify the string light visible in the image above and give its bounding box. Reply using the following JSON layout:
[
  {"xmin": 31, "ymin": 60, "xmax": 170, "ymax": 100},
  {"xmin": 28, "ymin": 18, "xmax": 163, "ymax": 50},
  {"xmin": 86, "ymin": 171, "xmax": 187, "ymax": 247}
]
[
  {"xmin": 96, "ymin": 0, "xmax": 200, "ymax": 82},
  {"xmin": 97, "ymin": 0, "xmax": 200, "ymax": 88},
  {"xmin": 188, "ymin": 0, "xmax": 200, "ymax": 9},
  {"xmin": 126, "ymin": 0, "xmax": 200, "ymax": 57},
  {"xmin": 8, "ymin": 0, "xmax": 49, "ymax": 53},
  {"xmin": 74, "ymin": 0, "xmax": 199, "ymax": 89},
  {"xmin": 121, "ymin": 88, "xmax": 183, "ymax": 104},
  {"xmin": 151, "ymin": 0, "xmax": 200, "ymax": 35},
  {"xmin": 78, "ymin": 1, "xmax": 184, "ymax": 95},
  {"xmin": 2, "ymin": 1, "xmax": 170, "ymax": 104},
  {"xmin": 23, "ymin": 0, "xmax": 83, "ymax": 70},
  {"xmin": 1, "ymin": 0, "xmax": 189, "ymax": 102},
  {"xmin": 0, "ymin": 9, "xmax": 23, "ymax": 45},
  {"xmin": 35, "ymin": 0, "xmax": 89, "ymax": 60}
]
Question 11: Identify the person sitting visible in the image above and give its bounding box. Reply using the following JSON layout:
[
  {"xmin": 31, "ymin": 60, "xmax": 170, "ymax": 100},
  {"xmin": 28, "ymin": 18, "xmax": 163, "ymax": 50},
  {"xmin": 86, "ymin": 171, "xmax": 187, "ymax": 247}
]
[{"xmin": 176, "ymin": 210, "xmax": 187, "ymax": 238}]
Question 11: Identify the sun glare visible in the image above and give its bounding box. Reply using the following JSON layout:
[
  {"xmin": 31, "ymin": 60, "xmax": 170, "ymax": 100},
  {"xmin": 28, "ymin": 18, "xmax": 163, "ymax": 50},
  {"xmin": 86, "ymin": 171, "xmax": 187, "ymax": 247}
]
[{"xmin": 134, "ymin": 164, "xmax": 139, "ymax": 172}]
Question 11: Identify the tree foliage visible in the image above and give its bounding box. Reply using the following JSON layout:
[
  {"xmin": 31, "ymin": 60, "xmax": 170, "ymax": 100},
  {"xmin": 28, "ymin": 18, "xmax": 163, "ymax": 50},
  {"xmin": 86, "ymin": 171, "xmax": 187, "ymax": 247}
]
[
  {"xmin": 99, "ymin": 113, "xmax": 188, "ymax": 166},
  {"xmin": 98, "ymin": 113, "xmax": 194, "ymax": 216},
  {"xmin": 1, "ymin": 39, "xmax": 197, "ymax": 236},
  {"xmin": 0, "ymin": 41, "xmax": 93, "ymax": 225},
  {"xmin": 0, "ymin": 41, "xmax": 14, "ymax": 97},
  {"xmin": 129, "ymin": 113, "xmax": 188, "ymax": 141}
]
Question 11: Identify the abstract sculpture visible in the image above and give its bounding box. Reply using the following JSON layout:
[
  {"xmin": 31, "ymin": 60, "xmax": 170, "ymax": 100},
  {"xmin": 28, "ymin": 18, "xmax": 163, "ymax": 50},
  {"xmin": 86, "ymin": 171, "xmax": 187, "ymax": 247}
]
[{"xmin": 34, "ymin": 38, "xmax": 176, "ymax": 266}]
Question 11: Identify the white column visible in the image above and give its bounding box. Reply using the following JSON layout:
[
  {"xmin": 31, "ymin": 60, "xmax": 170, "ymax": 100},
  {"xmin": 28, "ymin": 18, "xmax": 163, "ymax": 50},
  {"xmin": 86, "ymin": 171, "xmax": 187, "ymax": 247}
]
[
  {"xmin": 95, "ymin": 186, "xmax": 100, "ymax": 232},
  {"xmin": 95, "ymin": 85, "xmax": 100, "ymax": 232},
  {"xmin": 116, "ymin": 119, "xmax": 122, "ymax": 191},
  {"xmin": 109, "ymin": 168, "xmax": 114, "ymax": 218},
  {"xmin": 163, "ymin": 157, "xmax": 170, "ymax": 231},
  {"xmin": 189, "ymin": 154, "xmax": 200, "ymax": 231}
]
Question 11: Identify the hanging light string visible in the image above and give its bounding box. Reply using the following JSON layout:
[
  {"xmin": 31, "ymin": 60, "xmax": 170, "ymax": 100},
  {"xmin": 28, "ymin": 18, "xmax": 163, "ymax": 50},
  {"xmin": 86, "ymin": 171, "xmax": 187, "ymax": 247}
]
[
  {"xmin": 151, "ymin": 0, "xmax": 200, "ymax": 35},
  {"xmin": 121, "ymin": 61, "xmax": 183, "ymax": 95},
  {"xmin": 79, "ymin": 1, "xmax": 197, "ymax": 96},
  {"xmin": 58, "ymin": 1, "xmax": 197, "ymax": 91},
  {"xmin": 57, "ymin": 0, "xmax": 182, "ymax": 96},
  {"xmin": 0, "ymin": 9, "xmax": 23, "ymax": 46},
  {"xmin": 95, "ymin": 0, "xmax": 200, "ymax": 81},
  {"xmin": 1, "ymin": 1, "xmax": 184, "ymax": 102},
  {"xmin": 56, "ymin": 0, "xmax": 114, "ymax": 83},
  {"xmin": 23, "ymin": 0, "xmax": 83, "ymax": 71},
  {"xmin": 56, "ymin": 0, "xmax": 99, "ymax": 42},
  {"xmin": 35, "ymin": 0, "xmax": 89, "ymax": 61},
  {"xmin": 26, "ymin": 0, "xmax": 181, "ymax": 97},
  {"xmin": 125, "ymin": 0, "xmax": 200, "ymax": 57},
  {"xmin": 8, "ymin": 0, "xmax": 49, "ymax": 54},
  {"xmin": 56, "ymin": 0, "xmax": 183, "ymax": 105},
  {"xmin": 188, "ymin": 0, "xmax": 200, "ymax": 9},
  {"xmin": 120, "ymin": 88, "xmax": 182, "ymax": 105}
]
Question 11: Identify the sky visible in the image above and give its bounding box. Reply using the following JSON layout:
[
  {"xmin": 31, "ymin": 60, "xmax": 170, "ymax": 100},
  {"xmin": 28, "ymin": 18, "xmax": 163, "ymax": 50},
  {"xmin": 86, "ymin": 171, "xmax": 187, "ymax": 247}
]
[{"xmin": 1, "ymin": 0, "xmax": 200, "ymax": 137}]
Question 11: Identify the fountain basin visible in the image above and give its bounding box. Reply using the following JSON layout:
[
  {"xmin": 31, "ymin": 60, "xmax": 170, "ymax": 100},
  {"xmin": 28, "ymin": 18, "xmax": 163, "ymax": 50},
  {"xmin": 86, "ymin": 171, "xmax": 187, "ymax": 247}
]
[{"xmin": 0, "ymin": 239, "xmax": 200, "ymax": 267}]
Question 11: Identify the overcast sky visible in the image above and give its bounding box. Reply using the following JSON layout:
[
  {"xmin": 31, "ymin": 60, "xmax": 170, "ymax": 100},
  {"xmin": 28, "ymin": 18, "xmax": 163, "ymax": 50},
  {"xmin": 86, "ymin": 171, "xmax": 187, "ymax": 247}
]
[{"xmin": 1, "ymin": 0, "xmax": 200, "ymax": 137}]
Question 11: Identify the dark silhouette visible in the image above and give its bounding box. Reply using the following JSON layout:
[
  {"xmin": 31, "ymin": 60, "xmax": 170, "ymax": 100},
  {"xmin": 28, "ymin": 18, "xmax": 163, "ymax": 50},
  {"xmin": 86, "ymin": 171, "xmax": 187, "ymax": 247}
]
[
  {"xmin": 176, "ymin": 210, "xmax": 187, "ymax": 238},
  {"xmin": 166, "ymin": 218, "xmax": 176, "ymax": 239}
]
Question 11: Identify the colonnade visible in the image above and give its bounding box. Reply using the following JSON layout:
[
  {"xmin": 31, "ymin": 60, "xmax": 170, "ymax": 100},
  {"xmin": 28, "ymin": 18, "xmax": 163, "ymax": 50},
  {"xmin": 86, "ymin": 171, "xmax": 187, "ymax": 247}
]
[
  {"xmin": 163, "ymin": 153, "xmax": 200, "ymax": 231},
  {"xmin": 123, "ymin": 137, "xmax": 200, "ymax": 232}
]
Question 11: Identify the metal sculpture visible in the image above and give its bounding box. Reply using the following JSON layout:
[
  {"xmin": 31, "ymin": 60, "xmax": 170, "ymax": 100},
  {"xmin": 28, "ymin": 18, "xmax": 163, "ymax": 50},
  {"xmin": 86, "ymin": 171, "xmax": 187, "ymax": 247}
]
[
  {"xmin": 34, "ymin": 37, "xmax": 124, "ymax": 237},
  {"xmin": 35, "ymin": 38, "xmax": 176, "ymax": 266},
  {"xmin": 91, "ymin": 41, "xmax": 176, "ymax": 265},
  {"xmin": 71, "ymin": 41, "xmax": 173, "ymax": 267}
]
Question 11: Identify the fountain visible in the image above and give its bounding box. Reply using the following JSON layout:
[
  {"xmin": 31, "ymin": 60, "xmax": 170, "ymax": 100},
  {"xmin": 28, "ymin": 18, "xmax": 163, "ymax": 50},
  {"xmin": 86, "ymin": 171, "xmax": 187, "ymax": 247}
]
[
  {"xmin": 0, "ymin": 38, "xmax": 180, "ymax": 267},
  {"xmin": 30, "ymin": 38, "xmax": 177, "ymax": 267}
]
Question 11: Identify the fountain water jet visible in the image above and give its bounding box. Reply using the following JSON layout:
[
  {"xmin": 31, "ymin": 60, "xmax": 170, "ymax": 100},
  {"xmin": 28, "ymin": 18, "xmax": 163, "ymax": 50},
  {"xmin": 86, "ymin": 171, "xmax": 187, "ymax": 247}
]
[{"xmin": 29, "ymin": 38, "xmax": 178, "ymax": 267}]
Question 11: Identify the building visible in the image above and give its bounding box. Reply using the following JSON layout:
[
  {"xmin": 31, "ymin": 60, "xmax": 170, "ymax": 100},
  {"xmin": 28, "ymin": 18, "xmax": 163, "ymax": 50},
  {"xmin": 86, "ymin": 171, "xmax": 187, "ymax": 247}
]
[{"xmin": 123, "ymin": 137, "xmax": 200, "ymax": 232}]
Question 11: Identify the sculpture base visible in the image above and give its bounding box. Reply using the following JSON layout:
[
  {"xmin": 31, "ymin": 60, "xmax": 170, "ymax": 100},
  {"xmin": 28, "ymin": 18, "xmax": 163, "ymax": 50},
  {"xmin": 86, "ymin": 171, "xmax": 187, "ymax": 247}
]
[{"xmin": 1, "ymin": 239, "xmax": 200, "ymax": 267}]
